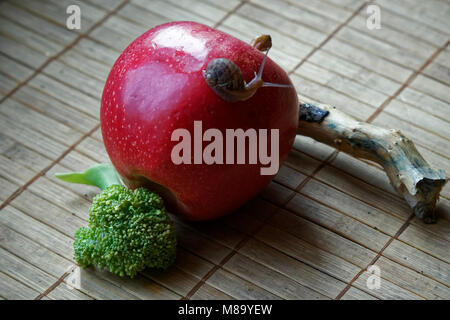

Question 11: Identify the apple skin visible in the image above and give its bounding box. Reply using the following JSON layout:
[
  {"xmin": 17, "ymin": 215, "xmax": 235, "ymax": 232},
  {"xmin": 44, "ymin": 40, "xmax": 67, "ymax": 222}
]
[{"xmin": 101, "ymin": 21, "xmax": 298, "ymax": 221}]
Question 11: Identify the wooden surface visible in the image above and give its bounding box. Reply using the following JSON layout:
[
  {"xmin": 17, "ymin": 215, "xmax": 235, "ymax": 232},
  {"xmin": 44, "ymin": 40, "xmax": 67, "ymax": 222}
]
[{"xmin": 0, "ymin": 0, "xmax": 449, "ymax": 300}]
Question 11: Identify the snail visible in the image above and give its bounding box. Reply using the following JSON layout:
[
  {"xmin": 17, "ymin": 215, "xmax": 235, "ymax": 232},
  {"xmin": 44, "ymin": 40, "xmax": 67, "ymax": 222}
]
[{"xmin": 203, "ymin": 35, "xmax": 292, "ymax": 102}]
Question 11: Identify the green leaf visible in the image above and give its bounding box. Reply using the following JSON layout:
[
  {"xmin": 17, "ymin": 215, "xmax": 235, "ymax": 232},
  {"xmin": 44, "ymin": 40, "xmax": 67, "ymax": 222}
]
[{"xmin": 55, "ymin": 163, "xmax": 122, "ymax": 190}]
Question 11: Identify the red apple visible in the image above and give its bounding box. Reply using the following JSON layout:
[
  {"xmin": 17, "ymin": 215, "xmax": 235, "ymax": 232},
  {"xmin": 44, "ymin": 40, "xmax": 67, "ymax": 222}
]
[{"xmin": 100, "ymin": 21, "xmax": 298, "ymax": 221}]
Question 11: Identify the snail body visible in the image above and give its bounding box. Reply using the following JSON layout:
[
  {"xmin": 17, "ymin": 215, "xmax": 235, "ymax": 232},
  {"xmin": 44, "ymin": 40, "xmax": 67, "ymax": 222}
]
[{"xmin": 203, "ymin": 46, "xmax": 292, "ymax": 102}]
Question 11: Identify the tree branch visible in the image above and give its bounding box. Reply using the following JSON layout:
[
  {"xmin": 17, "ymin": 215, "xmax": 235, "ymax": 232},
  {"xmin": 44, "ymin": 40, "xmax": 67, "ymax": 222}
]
[{"xmin": 297, "ymin": 101, "xmax": 448, "ymax": 223}]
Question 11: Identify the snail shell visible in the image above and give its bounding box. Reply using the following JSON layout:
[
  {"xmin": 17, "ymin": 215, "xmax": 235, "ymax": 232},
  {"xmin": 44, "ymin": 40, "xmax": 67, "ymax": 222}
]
[
  {"xmin": 203, "ymin": 58, "xmax": 247, "ymax": 102},
  {"xmin": 203, "ymin": 58, "xmax": 263, "ymax": 102}
]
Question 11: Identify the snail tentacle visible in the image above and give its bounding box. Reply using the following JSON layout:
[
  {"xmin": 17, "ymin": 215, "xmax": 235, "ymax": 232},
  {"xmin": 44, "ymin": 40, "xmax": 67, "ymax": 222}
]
[{"xmin": 262, "ymin": 82, "xmax": 293, "ymax": 88}]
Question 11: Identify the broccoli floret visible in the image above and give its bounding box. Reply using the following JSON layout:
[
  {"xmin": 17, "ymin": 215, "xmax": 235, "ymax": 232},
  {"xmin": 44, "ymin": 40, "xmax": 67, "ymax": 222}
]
[{"xmin": 73, "ymin": 185, "xmax": 177, "ymax": 278}]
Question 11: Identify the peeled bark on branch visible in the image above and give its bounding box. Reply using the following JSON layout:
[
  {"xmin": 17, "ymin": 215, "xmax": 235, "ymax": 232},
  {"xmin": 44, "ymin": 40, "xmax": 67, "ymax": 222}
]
[{"xmin": 297, "ymin": 102, "xmax": 447, "ymax": 223}]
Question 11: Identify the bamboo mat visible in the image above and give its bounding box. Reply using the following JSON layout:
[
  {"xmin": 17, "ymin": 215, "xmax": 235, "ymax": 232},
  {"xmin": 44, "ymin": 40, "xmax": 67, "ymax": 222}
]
[{"xmin": 0, "ymin": 0, "xmax": 449, "ymax": 300}]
